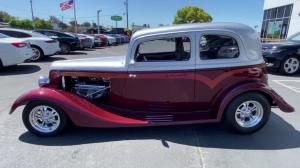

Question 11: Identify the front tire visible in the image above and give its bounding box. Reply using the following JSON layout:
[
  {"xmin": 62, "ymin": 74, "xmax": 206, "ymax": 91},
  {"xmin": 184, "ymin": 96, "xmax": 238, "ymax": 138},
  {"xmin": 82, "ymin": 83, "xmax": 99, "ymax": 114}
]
[
  {"xmin": 225, "ymin": 93, "xmax": 271, "ymax": 134},
  {"xmin": 22, "ymin": 101, "xmax": 68, "ymax": 137},
  {"xmin": 280, "ymin": 56, "xmax": 300, "ymax": 75}
]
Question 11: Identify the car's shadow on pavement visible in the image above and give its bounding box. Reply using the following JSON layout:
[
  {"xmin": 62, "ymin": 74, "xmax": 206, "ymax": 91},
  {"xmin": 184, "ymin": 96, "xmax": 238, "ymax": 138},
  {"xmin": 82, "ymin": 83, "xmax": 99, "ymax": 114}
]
[
  {"xmin": 19, "ymin": 112, "xmax": 300, "ymax": 150},
  {"xmin": 0, "ymin": 65, "xmax": 41, "ymax": 76},
  {"xmin": 38, "ymin": 57, "xmax": 67, "ymax": 63},
  {"xmin": 58, "ymin": 52, "xmax": 87, "ymax": 55}
]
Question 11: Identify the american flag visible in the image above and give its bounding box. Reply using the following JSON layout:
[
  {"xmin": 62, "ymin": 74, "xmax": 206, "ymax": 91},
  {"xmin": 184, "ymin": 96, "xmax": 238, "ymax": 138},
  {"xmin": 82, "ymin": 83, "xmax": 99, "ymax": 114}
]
[{"xmin": 60, "ymin": 0, "xmax": 74, "ymax": 11}]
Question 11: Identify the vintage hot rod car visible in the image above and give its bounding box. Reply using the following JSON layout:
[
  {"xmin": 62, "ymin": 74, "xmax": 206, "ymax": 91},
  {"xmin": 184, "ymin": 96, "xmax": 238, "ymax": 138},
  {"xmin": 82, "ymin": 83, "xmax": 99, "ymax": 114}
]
[{"xmin": 10, "ymin": 23, "xmax": 294, "ymax": 136}]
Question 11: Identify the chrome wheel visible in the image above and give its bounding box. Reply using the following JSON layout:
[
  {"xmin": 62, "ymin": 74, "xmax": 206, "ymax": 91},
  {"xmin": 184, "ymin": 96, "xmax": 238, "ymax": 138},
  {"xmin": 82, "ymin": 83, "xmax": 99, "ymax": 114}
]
[
  {"xmin": 235, "ymin": 101, "xmax": 264, "ymax": 128},
  {"xmin": 31, "ymin": 47, "xmax": 41, "ymax": 61},
  {"xmin": 29, "ymin": 105, "xmax": 61, "ymax": 133},
  {"xmin": 284, "ymin": 57, "xmax": 299, "ymax": 74}
]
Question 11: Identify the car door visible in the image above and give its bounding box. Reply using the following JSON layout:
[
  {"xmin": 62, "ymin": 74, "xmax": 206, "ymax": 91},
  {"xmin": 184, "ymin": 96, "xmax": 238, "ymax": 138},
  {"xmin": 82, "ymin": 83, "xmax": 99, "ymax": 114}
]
[
  {"xmin": 195, "ymin": 31, "xmax": 246, "ymax": 112},
  {"xmin": 122, "ymin": 33, "xmax": 196, "ymax": 113}
]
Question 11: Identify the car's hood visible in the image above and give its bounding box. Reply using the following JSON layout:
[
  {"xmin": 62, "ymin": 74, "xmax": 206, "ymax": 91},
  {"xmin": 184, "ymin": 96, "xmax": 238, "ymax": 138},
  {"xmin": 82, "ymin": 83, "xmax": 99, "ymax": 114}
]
[
  {"xmin": 262, "ymin": 40, "xmax": 300, "ymax": 48},
  {"xmin": 50, "ymin": 55, "xmax": 127, "ymax": 72}
]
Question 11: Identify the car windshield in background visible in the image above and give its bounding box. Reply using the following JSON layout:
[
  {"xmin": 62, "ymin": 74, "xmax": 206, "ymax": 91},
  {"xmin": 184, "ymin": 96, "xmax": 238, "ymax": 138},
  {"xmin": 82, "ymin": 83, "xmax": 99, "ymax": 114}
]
[
  {"xmin": 31, "ymin": 31, "xmax": 48, "ymax": 37},
  {"xmin": 288, "ymin": 33, "xmax": 300, "ymax": 41}
]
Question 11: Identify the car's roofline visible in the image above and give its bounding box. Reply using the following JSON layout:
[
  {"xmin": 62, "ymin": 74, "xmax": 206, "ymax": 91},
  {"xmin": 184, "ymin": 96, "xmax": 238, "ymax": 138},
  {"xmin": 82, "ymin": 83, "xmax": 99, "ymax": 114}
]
[
  {"xmin": 132, "ymin": 22, "xmax": 255, "ymax": 39},
  {"xmin": 0, "ymin": 28, "xmax": 33, "ymax": 34}
]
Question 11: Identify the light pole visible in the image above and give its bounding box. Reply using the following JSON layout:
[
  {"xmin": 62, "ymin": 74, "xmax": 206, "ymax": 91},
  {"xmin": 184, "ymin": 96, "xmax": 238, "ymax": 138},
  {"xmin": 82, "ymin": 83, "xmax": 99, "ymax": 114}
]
[
  {"xmin": 97, "ymin": 10, "xmax": 102, "ymax": 34},
  {"xmin": 30, "ymin": 0, "xmax": 35, "ymax": 29},
  {"xmin": 73, "ymin": 0, "xmax": 78, "ymax": 33},
  {"xmin": 124, "ymin": 0, "xmax": 129, "ymax": 29}
]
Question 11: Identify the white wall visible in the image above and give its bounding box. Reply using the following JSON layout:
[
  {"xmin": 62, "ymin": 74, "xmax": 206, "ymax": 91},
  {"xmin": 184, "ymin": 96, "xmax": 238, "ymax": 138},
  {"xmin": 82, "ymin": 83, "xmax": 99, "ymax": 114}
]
[
  {"xmin": 288, "ymin": 1, "xmax": 300, "ymax": 37},
  {"xmin": 264, "ymin": 0, "xmax": 295, "ymax": 9},
  {"xmin": 264, "ymin": 0, "xmax": 300, "ymax": 37}
]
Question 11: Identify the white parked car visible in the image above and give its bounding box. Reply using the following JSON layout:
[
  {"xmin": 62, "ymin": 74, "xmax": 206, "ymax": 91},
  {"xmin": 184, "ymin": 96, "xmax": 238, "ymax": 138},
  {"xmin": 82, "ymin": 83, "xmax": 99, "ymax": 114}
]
[
  {"xmin": 0, "ymin": 33, "xmax": 32, "ymax": 68},
  {"xmin": 0, "ymin": 28, "xmax": 60, "ymax": 61}
]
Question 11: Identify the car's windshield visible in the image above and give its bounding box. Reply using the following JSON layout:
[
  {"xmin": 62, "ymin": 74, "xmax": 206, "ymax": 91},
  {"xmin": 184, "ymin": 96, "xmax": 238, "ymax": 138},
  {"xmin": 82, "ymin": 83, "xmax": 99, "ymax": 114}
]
[{"xmin": 288, "ymin": 33, "xmax": 300, "ymax": 41}]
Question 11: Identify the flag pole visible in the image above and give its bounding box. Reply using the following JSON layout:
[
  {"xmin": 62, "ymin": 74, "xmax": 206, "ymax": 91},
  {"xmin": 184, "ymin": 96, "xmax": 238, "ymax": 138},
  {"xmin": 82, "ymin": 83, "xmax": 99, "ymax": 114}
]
[
  {"xmin": 30, "ymin": 0, "xmax": 35, "ymax": 29},
  {"xmin": 73, "ymin": 0, "xmax": 78, "ymax": 33}
]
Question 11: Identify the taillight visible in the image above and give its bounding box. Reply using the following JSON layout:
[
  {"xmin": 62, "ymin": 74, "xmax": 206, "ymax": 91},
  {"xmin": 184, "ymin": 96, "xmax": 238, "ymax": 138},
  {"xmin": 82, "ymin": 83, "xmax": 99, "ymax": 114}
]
[
  {"xmin": 49, "ymin": 71, "xmax": 61, "ymax": 88},
  {"xmin": 46, "ymin": 40, "xmax": 56, "ymax": 43},
  {"xmin": 11, "ymin": 42, "xmax": 27, "ymax": 48}
]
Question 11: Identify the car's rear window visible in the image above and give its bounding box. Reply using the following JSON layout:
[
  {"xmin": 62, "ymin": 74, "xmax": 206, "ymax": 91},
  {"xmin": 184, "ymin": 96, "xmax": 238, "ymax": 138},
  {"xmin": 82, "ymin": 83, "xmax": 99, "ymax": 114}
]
[{"xmin": 200, "ymin": 34, "xmax": 240, "ymax": 60}]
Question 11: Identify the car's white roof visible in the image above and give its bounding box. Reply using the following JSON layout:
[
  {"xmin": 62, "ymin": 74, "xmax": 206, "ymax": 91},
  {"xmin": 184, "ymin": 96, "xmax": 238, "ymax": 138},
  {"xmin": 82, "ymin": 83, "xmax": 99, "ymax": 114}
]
[
  {"xmin": 0, "ymin": 28, "xmax": 46, "ymax": 37},
  {"xmin": 132, "ymin": 22, "xmax": 255, "ymax": 39}
]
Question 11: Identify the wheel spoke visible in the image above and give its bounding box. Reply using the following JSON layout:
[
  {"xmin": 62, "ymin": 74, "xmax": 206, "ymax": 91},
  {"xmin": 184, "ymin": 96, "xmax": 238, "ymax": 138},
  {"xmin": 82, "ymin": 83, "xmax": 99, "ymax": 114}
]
[{"xmin": 235, "ymin": 101, "xmax": 264, "ymax": 128}]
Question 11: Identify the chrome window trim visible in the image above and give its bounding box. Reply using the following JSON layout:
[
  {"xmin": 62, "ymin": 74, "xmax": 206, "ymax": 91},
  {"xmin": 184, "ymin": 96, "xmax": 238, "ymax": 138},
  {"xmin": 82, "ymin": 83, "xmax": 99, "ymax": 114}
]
[{"xmin": 128, "ymin": 32, "xmax": 196, "ymax": 72}]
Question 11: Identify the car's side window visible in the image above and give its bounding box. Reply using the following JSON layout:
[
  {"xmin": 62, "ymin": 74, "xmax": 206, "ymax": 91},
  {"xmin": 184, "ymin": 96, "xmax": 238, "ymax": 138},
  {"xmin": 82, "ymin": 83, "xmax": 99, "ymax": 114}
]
[
  {"xmin": 0, "ymin": 30, "xmax": 18, "ymax": 38},
  {"xmin": 57, "ymin": 32, "xmax": 71, "ymax": 38},
  {"xmin": 199, "ymin": 34, "xmax": 240, "ymax": 60},
  {"xmin": 2, "ymin": 31, "xmax": 31, "ymax": 38},
  {"xmin": 135, "ymin": 36, "xmax": 191, "ymax": 62}
]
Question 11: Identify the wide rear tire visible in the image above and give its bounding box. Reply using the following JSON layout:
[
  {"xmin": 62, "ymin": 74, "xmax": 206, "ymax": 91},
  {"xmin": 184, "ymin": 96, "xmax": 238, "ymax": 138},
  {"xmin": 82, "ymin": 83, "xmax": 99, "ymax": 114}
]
[{"xmin": 225, "ymin": 93, "xmax": 271, "ymax": 134}]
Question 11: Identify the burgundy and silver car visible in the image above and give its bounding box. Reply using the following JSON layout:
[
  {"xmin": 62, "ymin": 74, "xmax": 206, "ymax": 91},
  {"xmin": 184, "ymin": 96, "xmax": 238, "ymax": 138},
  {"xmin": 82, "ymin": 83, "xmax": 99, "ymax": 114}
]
[{"xmin": 10, "ymin": 23, "xmax": 294, "ymax": 136}]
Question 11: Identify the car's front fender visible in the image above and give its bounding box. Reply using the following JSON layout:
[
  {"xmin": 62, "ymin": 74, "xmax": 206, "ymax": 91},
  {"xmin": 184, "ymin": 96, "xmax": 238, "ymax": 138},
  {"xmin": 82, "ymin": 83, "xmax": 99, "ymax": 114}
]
[
  {"xmin": 10, "ymin": 88, "xmax": 147, "ymax": 127},
  {"xmin": 216, "ymin": 82, "xmax": 294, "ymax": 121}
]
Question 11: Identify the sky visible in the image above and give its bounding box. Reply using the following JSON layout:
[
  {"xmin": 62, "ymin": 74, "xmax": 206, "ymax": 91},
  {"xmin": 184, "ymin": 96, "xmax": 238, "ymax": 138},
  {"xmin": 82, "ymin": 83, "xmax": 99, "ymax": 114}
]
[{"xmin": 0, "ymin": 0, "xmax": 264, "ymax": 30}]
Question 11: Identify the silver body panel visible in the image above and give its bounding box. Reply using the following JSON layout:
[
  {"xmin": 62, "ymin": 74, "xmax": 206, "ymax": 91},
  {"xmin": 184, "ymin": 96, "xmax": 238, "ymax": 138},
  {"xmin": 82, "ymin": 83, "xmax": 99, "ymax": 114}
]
[{"xmin": 51, "ymin": 22, "xmax": 264, "ymax": 72}]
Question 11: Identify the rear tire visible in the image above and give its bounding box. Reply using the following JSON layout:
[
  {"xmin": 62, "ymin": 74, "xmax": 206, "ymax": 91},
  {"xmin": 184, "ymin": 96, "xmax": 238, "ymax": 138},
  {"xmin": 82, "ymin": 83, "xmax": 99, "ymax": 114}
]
[
  {"xmin": 30, "ymin": 46, "xmax": 44, "ymax": 61},
  {"xmin": 280, "ymin": 56, "xmax": 300, "ymax": 75},
  {"xmin": 225, "ymin": 93, "xmax": 271, "ymax": 134},
  {"xmin": 22, "ymin": 101, "xmax": 68, "ymax": 137}
]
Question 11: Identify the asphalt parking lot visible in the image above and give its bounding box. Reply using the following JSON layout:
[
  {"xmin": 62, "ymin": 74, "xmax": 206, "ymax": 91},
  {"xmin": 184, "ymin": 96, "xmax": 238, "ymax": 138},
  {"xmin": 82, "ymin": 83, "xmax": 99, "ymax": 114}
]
[{"xmin": 1, "ymin": 45, "xmax": 300, "ymax": 168}]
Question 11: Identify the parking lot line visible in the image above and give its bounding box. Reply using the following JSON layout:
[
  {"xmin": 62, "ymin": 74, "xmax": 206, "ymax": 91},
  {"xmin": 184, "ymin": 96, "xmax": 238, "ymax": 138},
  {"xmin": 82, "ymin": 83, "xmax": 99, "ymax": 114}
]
[{"xmin": 273, "ymin": 80, "xmax": 300, "ymax": 94}]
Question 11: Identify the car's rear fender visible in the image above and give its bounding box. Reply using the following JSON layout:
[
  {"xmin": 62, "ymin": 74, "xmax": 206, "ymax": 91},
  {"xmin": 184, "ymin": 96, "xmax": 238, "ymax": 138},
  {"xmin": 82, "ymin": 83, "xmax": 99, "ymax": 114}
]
[
  {"xmin": 216, "ymin": 82, "xmax": 294, "ymax": 121},
  {"xmin": 10, "ymin": 88, "xmax": 147, "ymax": 127}
]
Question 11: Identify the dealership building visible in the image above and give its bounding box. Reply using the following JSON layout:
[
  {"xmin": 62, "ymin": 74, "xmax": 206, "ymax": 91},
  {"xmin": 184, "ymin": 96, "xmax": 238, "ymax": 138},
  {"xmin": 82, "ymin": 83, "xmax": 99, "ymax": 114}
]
[{"xmin": 261, "ymin": 0, "xmax": 300, "ymax": 39}]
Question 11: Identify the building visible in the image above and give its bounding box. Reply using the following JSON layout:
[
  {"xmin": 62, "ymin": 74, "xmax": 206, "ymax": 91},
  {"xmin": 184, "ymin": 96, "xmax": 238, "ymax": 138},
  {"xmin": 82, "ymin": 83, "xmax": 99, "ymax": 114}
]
[{"xmin": 261, "ymin": 0, "xmax": 300, "ymax": 40}]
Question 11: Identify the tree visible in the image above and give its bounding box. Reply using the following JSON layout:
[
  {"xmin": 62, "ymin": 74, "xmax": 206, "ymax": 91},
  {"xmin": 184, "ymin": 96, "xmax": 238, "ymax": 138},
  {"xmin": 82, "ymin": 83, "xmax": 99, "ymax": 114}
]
[
  {"xmin": 0, "ymin": 11, "xmax": 15, "ymax": 22},
  {"xmin": 9, "ymin": 19, "xmax": 33, "ymax": 29},
  {"xmin": 35, "ymin": 19, "xmax": 53, "ymax": 29},
  {"xmin": 92, "ymin": 22, "xmax": 97, "ymax": 28},
  {"xmin": 173, "ymin": 6, "xmax": 212, "ymax": 24},
  {"xmin": 82, "ymin": 21, "xmax": 91, "ymax": 28},
  {"xmin": 69, "ymin": 21, "xmax": 75, "ymax": 27},
  {"xmin": 49, "ymin": 16, "xmax": 61, "ymax": 24},
  {"xmin": 59, "ymin": 22, "xmax": 68, "ymax": 30}
]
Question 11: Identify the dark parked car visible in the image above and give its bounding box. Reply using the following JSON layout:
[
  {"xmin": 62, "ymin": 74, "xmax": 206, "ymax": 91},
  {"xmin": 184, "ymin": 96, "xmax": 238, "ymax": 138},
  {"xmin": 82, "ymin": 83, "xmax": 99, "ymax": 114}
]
[
  {"xmin": 262, "ymin": 32, "xmax": 300, "ymax": 75},
  {"xmin": 34, "ymin": 30, "xmax": 80, "ymax": 54}
]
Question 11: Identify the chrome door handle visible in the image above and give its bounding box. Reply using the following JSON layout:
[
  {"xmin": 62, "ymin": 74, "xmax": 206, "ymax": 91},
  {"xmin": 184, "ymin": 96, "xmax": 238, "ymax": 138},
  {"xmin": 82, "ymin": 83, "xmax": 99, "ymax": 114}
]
[{"xmin": 129, "ymin": 74, "xmax": 137, "ymax": 78}]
